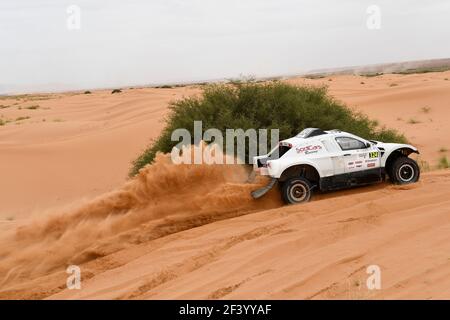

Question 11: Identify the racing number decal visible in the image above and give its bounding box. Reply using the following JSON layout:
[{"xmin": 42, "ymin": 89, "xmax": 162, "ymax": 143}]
[{"xmin": 369, "ymin": 151, "xmax": 379, "ymax": 159}]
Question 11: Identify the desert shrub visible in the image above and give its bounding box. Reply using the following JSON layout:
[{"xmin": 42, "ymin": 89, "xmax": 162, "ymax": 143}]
[
  {"xmin": 417, "ymin": 158, "xmax": 430, "ymax": 172},
  {"xmin": 421, "ymin": 106, "xmax": 431, "ymax": 113},
  {"xmin": 84, "ymin": 91, "xmax": 92, "ymax": 94},
  {"xmin": 407, "ymin": 118, "xmax": 420, "ymax": 124},
  {"xmin": 361, "ymin": 73, "xmax": 383, "ymax": 77},
  {"xmin": 111, "ymin": 89, "xmax": 122, "ymax": 94},
  {"xmin": 438, "ymin": 156, "xmax": 450, "ymax": 169},
  {"xmin": 304, "ymin": 74, "xmax": 325, "ymax": 79},
  {"xmin": 130, "ymin": 81, "xmax": 407, "ymax": 176}
]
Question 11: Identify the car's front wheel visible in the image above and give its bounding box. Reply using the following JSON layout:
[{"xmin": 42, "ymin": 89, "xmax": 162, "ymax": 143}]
[
  {"xmin": 281, "ymin": 177, "xmax": 313, "ymax": 204},
  {"xmin": 390, "ymin": 156, "xmax": 420, "ymax": 184}
]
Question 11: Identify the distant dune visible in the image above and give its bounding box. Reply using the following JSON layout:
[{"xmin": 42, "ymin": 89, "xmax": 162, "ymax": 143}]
[{"xmin": 306, "ymin": 57, "xmax": 450, "ymax": 76}]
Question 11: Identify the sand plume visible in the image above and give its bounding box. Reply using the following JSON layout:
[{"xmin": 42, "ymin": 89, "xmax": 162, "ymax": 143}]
[{"xmin": 0, "ymin": 151, "xmax": 281, "ymax": 290}]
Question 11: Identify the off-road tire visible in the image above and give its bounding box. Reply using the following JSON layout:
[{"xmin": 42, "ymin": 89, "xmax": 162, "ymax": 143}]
[
  {"xmin": 390, "ymin": 156, "xmax": 420, "ymax": 184},
  {"xmin": 281, "ymin": 177, "xmax": 313, "ymax": 204}
]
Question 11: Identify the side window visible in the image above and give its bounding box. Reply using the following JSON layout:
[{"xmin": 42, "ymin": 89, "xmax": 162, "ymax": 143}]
[
  {"xmin": 321, "ymin": 139, "xmax": 338, "ymax": 152},
  {"xmin": 335, "ymin": 137, "xmax": 366, "ymax": 151}
]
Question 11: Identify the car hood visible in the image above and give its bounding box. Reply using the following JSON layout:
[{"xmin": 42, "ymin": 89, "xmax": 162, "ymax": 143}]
[{"xmin": 374, "ymin": 142, "xmax": 419, "ymax": 155}]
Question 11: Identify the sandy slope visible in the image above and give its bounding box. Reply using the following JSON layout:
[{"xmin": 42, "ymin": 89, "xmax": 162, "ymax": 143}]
[
  {"xmin": 0, "ymin": 87, "xmax": 200, "ymax": 219},
  {"xmin": 51, "ymin": 171, "xmax": 450, "ymax": 300},
  {"xmin": 1, "ymin": 165, "xmax": 450, "ymax": 299},
  {"xmin": 0, "ymin": 71, "xmax": 450, "ymax": 299},
  {"xmin": 1, "ymin": 72, "xmax": 449, "ymax": 219}
]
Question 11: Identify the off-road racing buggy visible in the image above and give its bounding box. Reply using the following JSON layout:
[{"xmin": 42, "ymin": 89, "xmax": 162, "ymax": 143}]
[{"xmin": 251, "ymin": 128, "xmax": 420, "ymax": 204}]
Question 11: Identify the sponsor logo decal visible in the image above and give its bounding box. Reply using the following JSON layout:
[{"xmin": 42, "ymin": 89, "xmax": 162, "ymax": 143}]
[
  {"xmin": 296, "ymin": 145, "xmax": 322, "ymax": 154},
  {"xmin": 367, "ymin": 162, "xmax": 376, "ymax": 168}
]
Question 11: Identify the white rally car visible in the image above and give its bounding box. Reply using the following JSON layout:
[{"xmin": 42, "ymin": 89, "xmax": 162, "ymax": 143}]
[{"xmin": 251, "ymin": 128, "xmax": 420, "ymax": 204}]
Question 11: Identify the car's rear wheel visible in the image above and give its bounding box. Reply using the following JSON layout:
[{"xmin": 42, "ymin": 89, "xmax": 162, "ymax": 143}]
[
  {"xmin": 390, "ymin": 156, "xmax": 420, "ymax": 184},
  {"xmin": 281, "ymin": 177, "xmax": 313, "ymax": 204}
]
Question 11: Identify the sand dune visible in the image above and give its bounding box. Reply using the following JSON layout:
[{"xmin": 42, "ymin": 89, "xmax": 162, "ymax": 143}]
[
  {"xmin": 1, "ymin": 72, "xmax": 449, "ymax": 219},
  {"xmin": 0, "ymin": 72, "xmax": 450, "ymax": 299},
  {"xmin": 52, "ymin": 171, "xmax": 450, "ymax": 300},
  {"xmin": 0, "ymin": 87, "xmax": 199, "ymax": 219},
  {"xmin": 1, "ymin": 167, "xmax": 450, "ymax": 299}
]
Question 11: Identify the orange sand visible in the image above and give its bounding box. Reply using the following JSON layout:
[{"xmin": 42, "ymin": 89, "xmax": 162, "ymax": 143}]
[{"xmin": 0, "ymin": 72, "xmax": 449, "ymax": 299}]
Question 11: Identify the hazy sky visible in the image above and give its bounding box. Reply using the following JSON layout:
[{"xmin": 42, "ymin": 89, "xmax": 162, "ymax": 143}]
[{"xmin": 1, "ymin": 0, "xmax": 450, "ymax": 94}]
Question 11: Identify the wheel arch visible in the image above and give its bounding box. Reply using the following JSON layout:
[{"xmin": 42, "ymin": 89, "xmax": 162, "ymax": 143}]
[
  {"xmin": 384, "ymin": 147, "xmax": 419, "ymax": 175},
  {"xmin": 278, "ymin": 163, "xmax": 321, "ymax": 185}
]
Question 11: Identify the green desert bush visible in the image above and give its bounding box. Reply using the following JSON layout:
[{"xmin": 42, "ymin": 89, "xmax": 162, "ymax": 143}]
[
  {"xmin": 157, "ymin": 85, "xmax": 174, "ymax": 89},
  {"xmin": 438, "ymin": 156, "xmax": 450, "ymax": 169},
  {"xmin": 408, "ymin": 118, "xmax": 421, "ymax": 124},
  {"xmin": 417, "ymin": 158, "xmax": 430, "ymax": 172},
  {"xmin": 111, "ymin": 89, "xmax": 122, "ymax": 94},
  {"xmin": 15, "ymin": 116, "xmax": 30, "ymax": 121},
  {"xmin": 25, "ymin": 105, "xmax": 39, "ymax": 110},
  {"xmin": 130, "ymin": 81, "xmax": 407, "ymax": 176},
  {"xmin": 304, "ymin": 74, "xmax": 325, "ymax": 80},
  {"xmin": 421, "ymin": 106, "xmax": 431, "ymax": 113},
  {"xmin": 361, "ymin": 73, "xmax": 383, "ymax": 78}
]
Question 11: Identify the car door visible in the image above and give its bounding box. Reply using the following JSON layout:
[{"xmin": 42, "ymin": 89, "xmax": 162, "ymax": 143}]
[
  {"xmin": 334, "ymin": 137, "xmax": 374, "ymax": 173},
  {"xmin": 320, "ymin": 138, "xmax": 344, "ymax": 177},
  {"xmin": 334, "ymin": 136, "xmax": 382, "ymax": 185}
]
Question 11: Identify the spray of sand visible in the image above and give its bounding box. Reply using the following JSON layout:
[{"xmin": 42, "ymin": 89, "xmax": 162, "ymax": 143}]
[{"xmin": 0, "ymin": 149, "xmax": 281, "ymax": 290}]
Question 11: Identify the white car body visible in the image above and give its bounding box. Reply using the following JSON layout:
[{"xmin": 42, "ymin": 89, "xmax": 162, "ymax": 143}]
[{"xmin": 252, "ymin": 128, "xmax": 419, "ymax": 193}]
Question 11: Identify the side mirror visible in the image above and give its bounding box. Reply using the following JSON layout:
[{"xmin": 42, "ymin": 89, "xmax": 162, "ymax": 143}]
[{"xmin": 365, "ymin": 142, "xmax": 371, "ymax": 148}]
